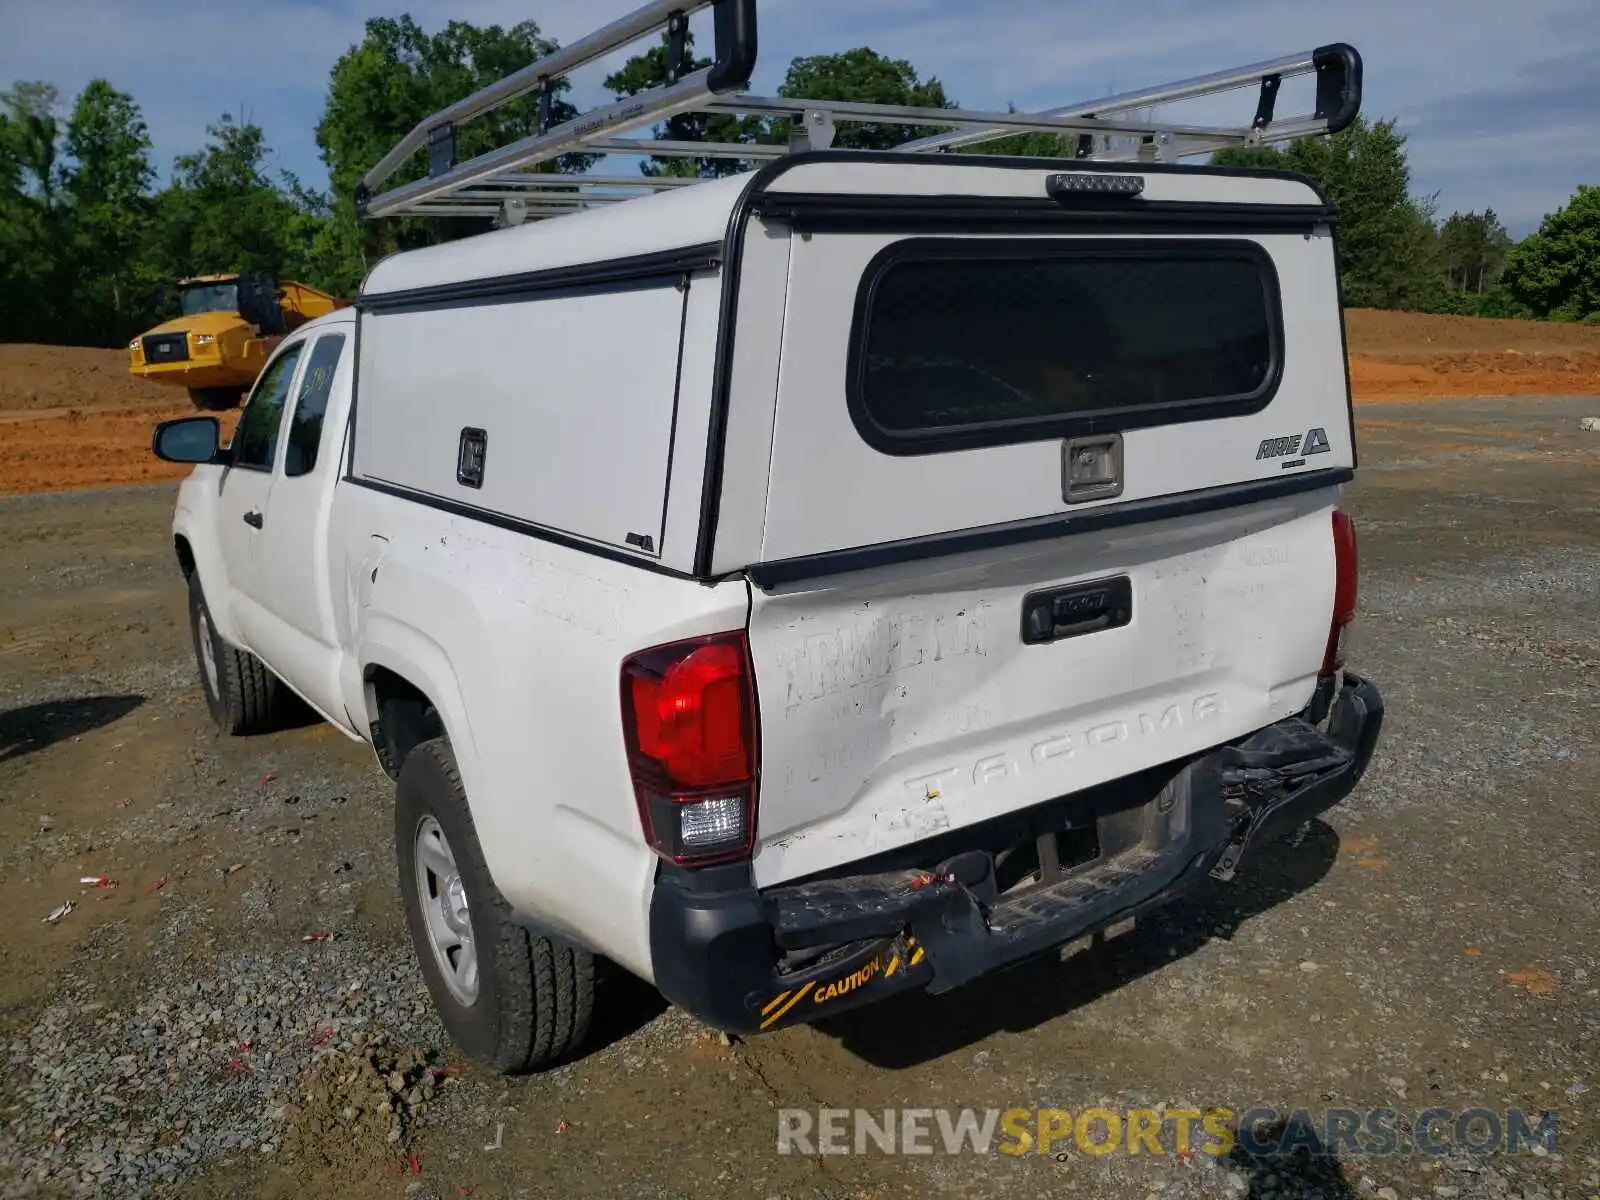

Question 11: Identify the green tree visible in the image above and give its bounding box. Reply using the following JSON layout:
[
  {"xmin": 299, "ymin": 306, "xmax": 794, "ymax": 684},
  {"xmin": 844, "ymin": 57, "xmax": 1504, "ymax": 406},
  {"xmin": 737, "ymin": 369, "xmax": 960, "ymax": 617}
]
[
  {"xmin": 2, "ymin": 82, "xmax": 61, "ymax": 204},
  {"xmin": 604, "ymin": 30, "xmax": 770, "ymax": 177},
  {"xmin": 317, "ymin": 14, "xmax": 592, "ymax": 278},
  {"xmin": 1436, "ymin": 208, "xmax": 1511, "ymax": 294},
  {"xmin": 281, "ymin": 173, "xmax": 367, "ymax": 300},
  {"xmin": 1214, "ymin": 119, "xmax": 1435, "ymax": 309},
  {"xmin": 0, "ymin": 77, "xmax": 348, "ymax": 345},
  {"xmin": 965, "ymin": 105, "xmax": 1071, "ymax": 158},
  {"xmin": 0, "ymin": 111, "xmax": 20, "ymax": 195},
  {"xmin": 1208, "ymin": 144, "xmax": 1285, "ymax": 172},
  {"xmin": 63, "ymin": 81, "xmax": 153, "ymax": 209},
  {"xmin": 1499, "ymin": 185, "xmax": 1600, "ymax": 321},
  {"xmin": 603, "ymin": 41, "xmax": 954, "ymax": 171},
  {"xmin": 969, "ymin": 131, "xmax": 1067, "ymax": 156},
  {"xmin": 777, "ymin": 48, "xmax": 954, "ymax": 150},
  {"xmin": 149, "ymin": 113, "xmax": 302, "ymax": 281},
  {"xmin": 61, "ymin": 81, "xmax": 160, "ymax": 343},
  {"xmin": 318, "ymin": 15, "xmax": 589, "ymax": 202},
  {"xmin": 0, "ymin": 83, "xmax": 66, "ymax": 341},
  {"xmin": 0, "ymin": 108, "xmax": 45, "ymax": 340}
]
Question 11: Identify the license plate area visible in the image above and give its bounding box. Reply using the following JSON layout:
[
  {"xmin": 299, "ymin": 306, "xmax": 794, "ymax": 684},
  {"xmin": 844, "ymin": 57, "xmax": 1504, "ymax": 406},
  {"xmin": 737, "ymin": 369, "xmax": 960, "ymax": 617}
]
[
  {"xmin": 1021, "ymin": 575, "xmax": 1133, "ymax": 645},
  {"xmin": 995, "ymin": 824, "xmax": 1102, "ymax": 895}
]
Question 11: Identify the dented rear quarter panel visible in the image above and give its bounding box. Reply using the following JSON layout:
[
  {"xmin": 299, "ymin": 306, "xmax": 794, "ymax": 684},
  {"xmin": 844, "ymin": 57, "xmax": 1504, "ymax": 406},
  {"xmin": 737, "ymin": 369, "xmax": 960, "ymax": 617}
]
[{"xmin": 333, "ymin": 482, "xmax": 749, "ymax": 979}]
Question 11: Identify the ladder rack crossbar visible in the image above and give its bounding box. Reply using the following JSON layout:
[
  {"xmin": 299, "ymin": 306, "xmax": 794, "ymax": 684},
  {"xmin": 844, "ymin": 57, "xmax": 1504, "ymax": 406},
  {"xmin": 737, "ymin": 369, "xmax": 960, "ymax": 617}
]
[
  {"xmin": 898, "ymin": 49, "xmax": 1323, "ymax": 154},
  {"xmin": 704, "ymin": 94, "xmax": 1271, "ymax": 140}
]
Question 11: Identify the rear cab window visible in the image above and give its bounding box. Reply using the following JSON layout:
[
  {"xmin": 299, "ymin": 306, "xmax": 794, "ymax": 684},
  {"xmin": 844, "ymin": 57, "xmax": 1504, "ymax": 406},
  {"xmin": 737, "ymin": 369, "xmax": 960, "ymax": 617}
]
[
  {"xmin": 849, "ymin": 239, "xmax": 1282, "ymax": 454},
  {"xmin": 284, "ymin": 333, "xmax": 347, "ymax": 478}
]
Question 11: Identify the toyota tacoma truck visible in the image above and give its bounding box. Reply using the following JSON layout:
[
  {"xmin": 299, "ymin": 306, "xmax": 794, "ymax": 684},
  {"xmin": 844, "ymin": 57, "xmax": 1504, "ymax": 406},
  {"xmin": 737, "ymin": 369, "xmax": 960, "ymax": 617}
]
[{"xmin": 154, "ymin": 140, "xmax": 1383, "ymax": 1071}]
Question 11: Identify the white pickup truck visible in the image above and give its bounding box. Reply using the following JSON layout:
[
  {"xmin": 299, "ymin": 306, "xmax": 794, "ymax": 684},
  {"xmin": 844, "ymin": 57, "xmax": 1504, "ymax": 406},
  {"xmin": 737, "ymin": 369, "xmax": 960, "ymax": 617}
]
[{"xmin": 153, "ymin": 35, "xmax": 1382, "ymax": 1072}]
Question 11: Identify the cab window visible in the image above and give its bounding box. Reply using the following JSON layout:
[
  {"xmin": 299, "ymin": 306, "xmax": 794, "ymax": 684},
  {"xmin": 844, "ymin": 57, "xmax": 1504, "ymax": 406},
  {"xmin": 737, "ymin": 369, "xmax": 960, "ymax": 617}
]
[{"xmin": 230, "ymin": 343, "xmax": 305, "ymax": 470}]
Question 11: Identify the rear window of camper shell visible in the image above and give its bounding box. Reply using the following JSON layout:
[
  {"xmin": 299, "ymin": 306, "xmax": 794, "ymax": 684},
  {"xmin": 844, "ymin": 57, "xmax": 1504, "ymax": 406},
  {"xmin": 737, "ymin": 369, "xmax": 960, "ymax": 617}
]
[{"xmin": 847, "ymin": 238, "xmax": 1284, "ymax": 455}]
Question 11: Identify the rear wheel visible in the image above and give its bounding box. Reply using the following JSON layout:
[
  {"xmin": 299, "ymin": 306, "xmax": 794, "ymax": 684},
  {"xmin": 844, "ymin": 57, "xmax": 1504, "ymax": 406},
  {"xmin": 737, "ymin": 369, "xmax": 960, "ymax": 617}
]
[
  {"xmin": 188, "ymin": 386, "xmax": 245, "ymax": 411},
  {"xmin": 396, "ymin": 737, "xmax": 594, "ymax": 1072},
  {"xmin": 187, "ymin": 573, "xmax": 287, "ymax": 735}
]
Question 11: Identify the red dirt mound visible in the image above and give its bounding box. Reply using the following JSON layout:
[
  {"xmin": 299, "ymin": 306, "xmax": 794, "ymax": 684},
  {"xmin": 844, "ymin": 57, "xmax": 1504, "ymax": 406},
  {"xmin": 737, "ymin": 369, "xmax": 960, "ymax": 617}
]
[
  {"xmin": 1342, "ymin": 309, "xmax": 1600, "ymax": 399},
  {"xmin": 0, "ymin": 343, "xmax": 164, "ymax": 413},
  {"xmin": 0, "ymin": 343, "xmax": 229, "ymax": 493}
]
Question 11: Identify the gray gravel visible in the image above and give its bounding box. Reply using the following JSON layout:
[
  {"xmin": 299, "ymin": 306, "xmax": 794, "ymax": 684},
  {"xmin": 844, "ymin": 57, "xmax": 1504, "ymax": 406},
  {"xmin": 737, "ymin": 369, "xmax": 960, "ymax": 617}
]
[{"xmin": 0, "ymin": 939, "xmax": 446, "ymax": 1198}]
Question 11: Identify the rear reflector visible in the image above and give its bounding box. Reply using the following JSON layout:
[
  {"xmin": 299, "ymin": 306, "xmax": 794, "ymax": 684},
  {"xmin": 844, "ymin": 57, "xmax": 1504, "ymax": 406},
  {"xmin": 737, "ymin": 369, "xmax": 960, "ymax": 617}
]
[
  {"xmin": 621, "ymin": 632, "xmax": 758, "ymax": 865},
  {"xmin": 1322, "ymin": 509, "xmax": 1358, "ymax": 675}
]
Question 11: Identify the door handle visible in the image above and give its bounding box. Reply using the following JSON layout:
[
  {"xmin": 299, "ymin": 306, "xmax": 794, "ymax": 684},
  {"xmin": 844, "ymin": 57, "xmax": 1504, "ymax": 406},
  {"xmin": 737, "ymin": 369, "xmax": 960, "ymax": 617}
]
[{"xmin": 243, "ymin": 510, "xmax": 264, "ymax": 529}]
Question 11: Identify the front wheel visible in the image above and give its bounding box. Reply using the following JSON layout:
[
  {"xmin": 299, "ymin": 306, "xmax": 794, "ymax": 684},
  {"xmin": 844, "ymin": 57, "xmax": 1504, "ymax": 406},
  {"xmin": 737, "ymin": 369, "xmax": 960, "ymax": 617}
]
[
  {"xmin": 396, "ymin": 737, "xmax": 594, "ymax": 1072},
  {"xmin": 187, "ymin": 573, "xmax": 287, "ymax": 735}
]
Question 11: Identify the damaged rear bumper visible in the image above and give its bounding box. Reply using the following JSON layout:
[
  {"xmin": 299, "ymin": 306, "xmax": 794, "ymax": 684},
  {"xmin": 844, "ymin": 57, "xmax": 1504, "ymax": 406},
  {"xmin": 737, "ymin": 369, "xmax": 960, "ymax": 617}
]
[{"xmin": 649, "ymin": 673, "xmax": 1383, "ymax": 1035}]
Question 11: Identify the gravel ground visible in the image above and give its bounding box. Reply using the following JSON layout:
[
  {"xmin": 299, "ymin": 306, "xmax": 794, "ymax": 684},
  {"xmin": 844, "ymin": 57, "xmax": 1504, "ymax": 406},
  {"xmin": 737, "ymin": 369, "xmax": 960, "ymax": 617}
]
[
  {"xmin": 2, "ymin": 945, "xmax": 445, "ymax": 1196},
  {"xmin": 0, "ymin": 395, "xmax": 1596, "ymax": 1200}
]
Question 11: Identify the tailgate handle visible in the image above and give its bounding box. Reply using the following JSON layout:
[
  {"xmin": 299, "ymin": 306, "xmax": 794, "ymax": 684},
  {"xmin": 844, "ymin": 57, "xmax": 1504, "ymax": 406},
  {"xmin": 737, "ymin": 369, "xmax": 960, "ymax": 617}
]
[{"xmin": 1021, "ymin": 576, "xmax": 1132, "ymax": 645}]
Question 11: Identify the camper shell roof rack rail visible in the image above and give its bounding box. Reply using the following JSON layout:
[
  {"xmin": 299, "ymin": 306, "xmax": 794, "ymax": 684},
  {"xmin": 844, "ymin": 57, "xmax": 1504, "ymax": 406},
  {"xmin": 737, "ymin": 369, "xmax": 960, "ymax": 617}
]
[{"xmin": 358, "ymin": 0, "xmax": 1362, "ymax": 222}]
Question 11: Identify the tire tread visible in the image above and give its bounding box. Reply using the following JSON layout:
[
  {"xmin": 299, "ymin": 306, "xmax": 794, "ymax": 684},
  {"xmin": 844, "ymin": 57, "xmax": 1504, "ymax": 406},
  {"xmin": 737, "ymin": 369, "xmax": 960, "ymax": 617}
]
[
  {"xmin": 189, "ymin": 574, "xmax": 287, "ymax": 736},
  {"xmin": 399, "ymin": 738, "xmax": 593, "ymax": 1072}
]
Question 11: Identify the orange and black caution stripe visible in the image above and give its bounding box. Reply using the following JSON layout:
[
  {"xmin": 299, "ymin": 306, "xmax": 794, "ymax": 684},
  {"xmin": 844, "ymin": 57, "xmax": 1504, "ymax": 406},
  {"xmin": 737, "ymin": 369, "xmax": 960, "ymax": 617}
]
[{"xmin": 759, "ymin": 981, "xmax": 814, "ymax": 1030}]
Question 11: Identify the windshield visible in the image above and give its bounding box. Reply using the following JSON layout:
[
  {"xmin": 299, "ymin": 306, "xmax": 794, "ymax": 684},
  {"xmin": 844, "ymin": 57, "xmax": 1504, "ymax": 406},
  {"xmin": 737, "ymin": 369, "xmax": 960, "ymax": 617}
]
[{"xmin": 179, "ymin": 282, "xmax": 239, "ymax": 317}]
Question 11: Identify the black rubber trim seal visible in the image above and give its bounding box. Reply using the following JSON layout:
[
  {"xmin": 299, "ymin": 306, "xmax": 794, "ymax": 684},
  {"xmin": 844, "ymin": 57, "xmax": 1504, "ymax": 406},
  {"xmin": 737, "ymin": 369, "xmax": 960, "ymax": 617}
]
[
  {"xmin": 357, "ymin": 243, "xmax": 723, "ymax": 314},
  {"xmin": 345, "ymin": 476, "xmax": 700, "ymax": 580},
  {"xmin": 343, "ymin": 308, "xmax": 364, "ymax": 480},
  {"xmin": 692, "ymin": 150, "xmax": 1338, "ymax": 578},
  {"xmin": 846, "ymin": 237, "xmax": 1285, "ymax": 456},
  {"xmin": 746, "ymin": 466, "xmax": 1353, "ymax": 588},
  {"xmin": 752, "ymin": 193, "xmax": 1332, "ymax": 234}
]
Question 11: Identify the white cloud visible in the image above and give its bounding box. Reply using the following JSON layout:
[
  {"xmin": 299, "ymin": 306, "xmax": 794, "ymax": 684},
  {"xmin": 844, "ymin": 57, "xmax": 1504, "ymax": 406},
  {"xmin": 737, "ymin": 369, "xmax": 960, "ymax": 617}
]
[{"xmin": 0, "ymin": 0, "xmax": 1592, "ymax": 230}]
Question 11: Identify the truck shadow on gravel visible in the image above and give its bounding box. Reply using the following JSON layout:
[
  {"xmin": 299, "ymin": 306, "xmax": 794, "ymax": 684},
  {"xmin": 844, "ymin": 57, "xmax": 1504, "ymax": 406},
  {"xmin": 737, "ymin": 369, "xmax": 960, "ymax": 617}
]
[
  {"xmin": 1222, "ymin": 1114, "xmax": 1361, "ymax": 1200},
  {"xmin": 0, "ymin": 694, "xmax": 144, "ymax": 764},
  {"xmin": 586, "ymin": 961, "xmax": 671, "ymax": 1053},
  {"xmin": 816, "ymin": 820, "xmax": 1342, "ymax": 1068}
]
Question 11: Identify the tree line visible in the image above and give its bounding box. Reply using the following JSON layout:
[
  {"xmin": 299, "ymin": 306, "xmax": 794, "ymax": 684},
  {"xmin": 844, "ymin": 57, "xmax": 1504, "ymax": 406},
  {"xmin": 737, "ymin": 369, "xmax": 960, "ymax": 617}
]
[{"xmin": 2, "ymin": 14, "xmax": 1596, "ymax": 348}]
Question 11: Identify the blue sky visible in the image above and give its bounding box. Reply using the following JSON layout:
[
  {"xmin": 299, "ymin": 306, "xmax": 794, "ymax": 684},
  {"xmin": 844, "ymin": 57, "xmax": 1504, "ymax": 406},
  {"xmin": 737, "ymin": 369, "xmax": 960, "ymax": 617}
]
[{"xmin": 2, "ymin": 0, "xmax": 1595, "ymax": 235}]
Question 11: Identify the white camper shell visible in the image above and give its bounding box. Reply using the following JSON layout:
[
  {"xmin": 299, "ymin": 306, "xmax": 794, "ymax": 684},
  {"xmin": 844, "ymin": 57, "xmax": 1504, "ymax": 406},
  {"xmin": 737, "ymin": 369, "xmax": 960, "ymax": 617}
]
[{"xmin": 160, "ymin": 0, "xmax": 1384, "ymax": 1073}]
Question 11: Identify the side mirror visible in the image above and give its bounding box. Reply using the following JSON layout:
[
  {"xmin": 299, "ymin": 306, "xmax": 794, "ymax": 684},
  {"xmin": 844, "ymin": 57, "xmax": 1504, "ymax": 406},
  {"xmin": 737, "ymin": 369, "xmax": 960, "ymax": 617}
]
[{"xmin": 152, "ymin": 416, "xmax": 222, "ymax": 464}]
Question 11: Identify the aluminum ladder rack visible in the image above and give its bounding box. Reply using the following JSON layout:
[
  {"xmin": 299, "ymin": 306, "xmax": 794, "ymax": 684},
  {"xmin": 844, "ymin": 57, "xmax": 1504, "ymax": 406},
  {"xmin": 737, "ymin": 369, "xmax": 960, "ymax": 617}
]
[{"xmin": 358, "ymin": 0, "xmax": 1362, "ymax": 222}]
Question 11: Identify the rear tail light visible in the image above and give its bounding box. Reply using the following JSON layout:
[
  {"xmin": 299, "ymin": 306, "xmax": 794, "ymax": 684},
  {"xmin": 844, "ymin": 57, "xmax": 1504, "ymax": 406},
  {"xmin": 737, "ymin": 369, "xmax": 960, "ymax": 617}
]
[
  {"xmin": 1322, "ymin": 509, "xmax": 1358, "ymax": 675},
  {"xmin": 621, "ymin": 631, "xmax": 758, "ymax": 865}
]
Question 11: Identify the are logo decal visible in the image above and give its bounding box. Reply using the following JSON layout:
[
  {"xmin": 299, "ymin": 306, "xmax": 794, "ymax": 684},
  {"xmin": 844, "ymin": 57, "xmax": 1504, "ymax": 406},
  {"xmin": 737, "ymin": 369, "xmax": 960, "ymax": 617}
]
[
  {"xmin": 1255, "ymin": 433, "xmax": 1303, "ymax": 461},
  {"xmin": 1256, "ymin": 427, "xmax": 1332, "ymax": 466}
]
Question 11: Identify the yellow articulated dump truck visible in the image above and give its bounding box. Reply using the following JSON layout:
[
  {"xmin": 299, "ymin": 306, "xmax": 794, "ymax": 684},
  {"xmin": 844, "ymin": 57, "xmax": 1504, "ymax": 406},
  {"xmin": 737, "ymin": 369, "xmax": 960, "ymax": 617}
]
[{"xmin": 129, "ymin": 273, "xmax": 347, "ymax": 410}]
